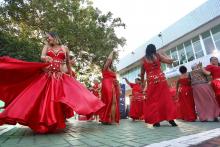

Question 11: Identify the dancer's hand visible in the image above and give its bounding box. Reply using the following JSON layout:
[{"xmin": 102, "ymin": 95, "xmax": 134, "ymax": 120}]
[
  {"xmin": 69, "ymin": 70, "xmax": 74, "ymax": 77},
  {"xmin": 45, "ymin": 56, "xmax": 53, "ymax": 63},
  {"xmin": 143, "ymin": 93, "xmax": 148, "ymax": 100}
]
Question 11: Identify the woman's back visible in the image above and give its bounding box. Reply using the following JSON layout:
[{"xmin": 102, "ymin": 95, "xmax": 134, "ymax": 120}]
[
  {"xmin": 178, "ymin": 77, "xmax": 191, "ymax": 87},
  {"xmin": 190, "ymin": 69, "xmax": 208, "ymax": 85},
  {"xmin": 143, "ymin": 55, "xmax": 166, "ymax": 85},
  {"xmin": 143, "ymin": 55, "xmax": 162, "ymax": 74}
]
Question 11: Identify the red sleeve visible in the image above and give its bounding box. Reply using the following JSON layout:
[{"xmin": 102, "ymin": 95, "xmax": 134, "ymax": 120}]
[
  {"xmin": 205, "ymin": 65, "xmax": 213, "ymax": 72},
  {"xmin": 129, "ymin": 83, "xmax": 135, "ymax": 88}
]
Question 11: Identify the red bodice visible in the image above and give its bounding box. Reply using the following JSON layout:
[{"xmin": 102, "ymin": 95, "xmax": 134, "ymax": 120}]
[
  {"xmin": 46, "ymin": 48, "xmax": 65, "ymax": 73},
  {"xmin": 206, "ymin": 65, "xmax": 220, "ymax": 79},
  {"xmin": 129, "ymin": 83, "xmax": 142, "ymax": 94},
  {"xmin": 178, "ymin": 78, "xmax": 191, "ymax": 86},
  {"xmin": 143, "ymin": 56, "xmax": 166, "ymax": 85},
  {"xmin": 102, "ymin": 69, "xmax": 117, "ymax": 79},
  {"xmin": 178, "ymin": 78, "xmax": 192, "ymax": 93}
]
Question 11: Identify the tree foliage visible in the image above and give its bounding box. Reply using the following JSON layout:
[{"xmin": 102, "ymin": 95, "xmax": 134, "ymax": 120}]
[{"xmin": 0, "ymin": 0, "xmax": 126, "ymax": 84}]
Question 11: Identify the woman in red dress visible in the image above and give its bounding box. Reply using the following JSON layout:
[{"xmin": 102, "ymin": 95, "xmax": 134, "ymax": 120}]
[
  {"xmin": 62, "ymin": 51, "xmax": 77, "ymax": 78},
  {"xmin": 92, "ymin": 80, "xmax": 100, "ymax": 98},
  {"xmin": 176, "ymin": 66, "xmax": 197, "ymax": 122},
  {"xmin": 141, "ymin": 44, "xmax": 177, "ymax": 127},
  {"xmin": 123, "ymin": 77, "xmax": 144, "ymax": 121},
  {"xmin": 0, "ymin": 32, "xmax": 105, "ymax": 133},
  {"xmin": 205, "ymin": 57, "xmax": 220, "ymax": 107},
  {"xmin": 100, "ymin": 50, "xmax": 121, "ymax": 125}
]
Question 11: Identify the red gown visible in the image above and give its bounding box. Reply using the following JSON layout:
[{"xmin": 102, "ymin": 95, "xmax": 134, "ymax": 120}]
[
  {"xmin": 143, "ymin": 57, "xmax": 177, "ymax": 124},
  {"xmin": 177, "ymin": 78, "xmax": 197, "ymax": 121},
  {"xmin": 206, "ymin": 65, "xmax": 220, "ymax": 106},
  {"xmin": 169, "ymin": 88, "xmax": 181, "ymax": 118},
  {"xmin": 0, "ymin": 48, "xmax": 105, "ymax": 133},
  {"xmin": 129, "ymin": 83, "xmax": 144, "ymax": 120},
  {"xmin": 100, "ymin": 69, "xmax": 120, "ymax": 123}
]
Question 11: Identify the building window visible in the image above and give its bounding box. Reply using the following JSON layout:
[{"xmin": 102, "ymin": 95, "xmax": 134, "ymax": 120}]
[
  {"xmin": 177, "ymin": 44, "xmax": 187, "ymax": 64},
  {"xmin": 165, "ymin": 50, "xmax": 173, "ymax": 69},
  {"xmin": 184, "ymin": 41, "xmax": 195, "ymax": 62},
  {"xmin": 170, "ymin": 48, "xmax": 179, "ymax": 67},
  {"xmin": 192, "ymin": 36, "xmax": 204, "ymax": 59},
  {"xmin": 202, "ymin": 31, "xmax": 215, "ymax": 54},
  {"xmin": 161, "ymin": 63, "xmax": 166, "ymax": 71},
  {"xmin": 211, "ymin": 24, "xmax": 220, "ymax": 50}
]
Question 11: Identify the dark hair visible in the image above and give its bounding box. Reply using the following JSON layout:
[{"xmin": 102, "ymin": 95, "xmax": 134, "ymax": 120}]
[
  {"xmin": 179, "ymin": 66, "xmax": 187, "ymax": 74},
  {"xmin": 145, "ymin": 44, "xmax": 156, "ymax": 61},
  {"xmin": 47, "ymin": 32, "xmax": 62, "ymax": 45},
  {"xmin": 48, "ymin": 32, "xmax": 57, "ymax": 38},
  {"xmin": 210, "ymin": 56, "xmax": 218, "ymax": 62},
  {"xmin": 135, "ymin": 78, "xmax": 141, "ymax": 81}
]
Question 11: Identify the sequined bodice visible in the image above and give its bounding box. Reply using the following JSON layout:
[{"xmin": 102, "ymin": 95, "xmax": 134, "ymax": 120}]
[
  {"xmin": 190, "ymin": 69, "xmax": 208, "ymax": 85},
  {"xmin": 178, "ymin": 78, "xmax": 191, "ymax": 87},
  {"xmin": 47, "ymin": 48, "xmax": 65, "ymax": 61},
  {"xmin": 143, "ymin": 56, "xmax": 166, "ymax": 85},
  {"xmin": 46, "ymin": 47, "xmax": 65, "ymax": 73}
]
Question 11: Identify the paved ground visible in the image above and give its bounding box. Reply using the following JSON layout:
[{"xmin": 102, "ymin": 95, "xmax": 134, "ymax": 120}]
[{"xmin": 0, "ymin": 119, "xmax": 219, "ymax": 147}]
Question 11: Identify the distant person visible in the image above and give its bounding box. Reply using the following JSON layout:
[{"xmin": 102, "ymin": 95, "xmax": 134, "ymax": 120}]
[
  {"xmin": 205, "ymin": 57, "xmax": 220, "ymax": 106},
  {"xmin": 100, "ymin": 50, "xmax": 121, "ymax": 125},
  {"xmin": 92, "ymin": 80, "xmax": 100, "ymax": 99},
  {"xmin": 62, "ymin": 51, "xmax": 77, "ymax": 78},
  {"xmin": 190, "ymin": 63, "xmax": 219, "ymax": 122},
  {"xmin": 140, "ymin": 44, "xmax": 177, "ymax": 127},
  {"xmin": 176, "ymin": 66, "xmax": 197, "ymax": 122},
  {"xmin": 123, "ymin": 77, "xmax": 144, "ymax": 121}
]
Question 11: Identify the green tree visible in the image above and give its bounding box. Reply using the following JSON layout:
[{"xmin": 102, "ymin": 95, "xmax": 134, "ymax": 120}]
[{"xmin": 0, "ymin": 0, "xmax": 126, "ymax": 85}]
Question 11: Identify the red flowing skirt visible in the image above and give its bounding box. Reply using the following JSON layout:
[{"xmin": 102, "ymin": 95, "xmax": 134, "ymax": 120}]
[
  {"xmin": 177, "ymin": 87, "xmax": 197, "ymax": 121},
  {"xmin": 144, "ymin": 81, "xmax": 177, "ymax": 124},
  {"xmin": 100, "ymin": 78, "xmax": 120, "ymax": 123},
  {"xmin": 129, "ymin": 94, "xmax": 144, "ymax": 120},
  {"xmin": 0, "ymin": 57, "xmax": 105, "ymax": 133}
]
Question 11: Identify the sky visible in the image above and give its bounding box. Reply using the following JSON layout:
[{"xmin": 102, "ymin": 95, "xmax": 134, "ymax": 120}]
[{"xmin": 92, "ymin": 0, "xmax": 208, "ymax": 58}]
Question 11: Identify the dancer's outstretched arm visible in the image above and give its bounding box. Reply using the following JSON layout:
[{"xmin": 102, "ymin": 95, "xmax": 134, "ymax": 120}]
[
  {"xmin": 158, "ymin": 52, "xmax": 174, "ymax": 64},
  {"xmin": 64, "ymin": 46, "xmax": 73, "ymax": 76},
  {"xmin": 103, "ymin": 50, "xmax": 115, "ymax": 70}
]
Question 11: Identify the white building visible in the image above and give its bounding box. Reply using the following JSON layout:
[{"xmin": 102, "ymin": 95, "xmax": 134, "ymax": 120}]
[{"xmin": 117, "ymin": 0, "xmax": 220, "ymax": 97}]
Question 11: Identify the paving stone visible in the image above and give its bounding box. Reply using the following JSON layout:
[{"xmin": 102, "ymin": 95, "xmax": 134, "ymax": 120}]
[
  {"xmin": 18, "ymin": 136, "xmax": 35, "ymax": 145},
  {"xmin": 68, "ymin": 139, "xmax": 85, "ymax": 146},
  {"xmin": 120, "ymin": 140, "xmax": 143, "ymax": 147},
  {"xmin": 0, "ymin": 136, "xmax": 8, "ymax": 143},
  {"xmin": 2, "ymin": 137, "xmax": 21, "ymax": 145},
  {"xmin": 80, "ymin": 139, "xmax": 104, "ymax": 146}
]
